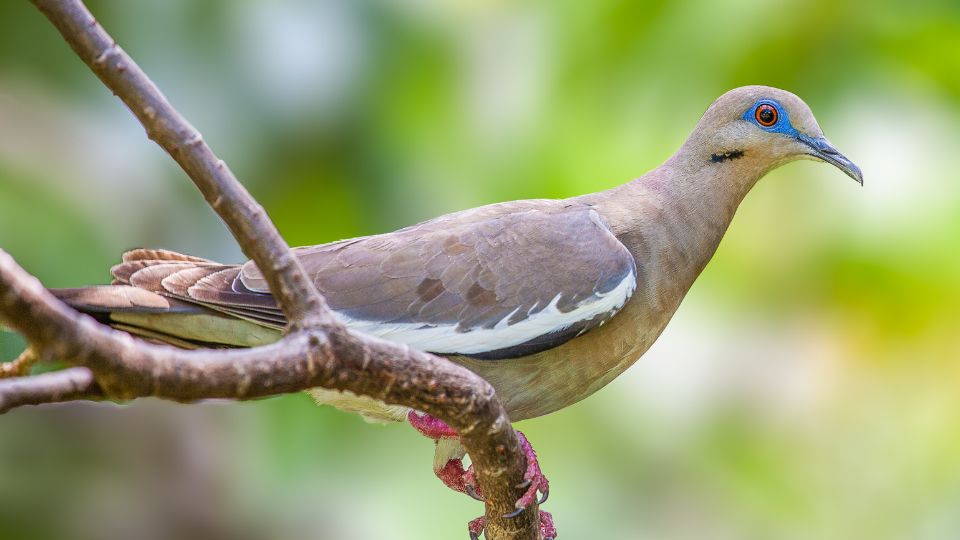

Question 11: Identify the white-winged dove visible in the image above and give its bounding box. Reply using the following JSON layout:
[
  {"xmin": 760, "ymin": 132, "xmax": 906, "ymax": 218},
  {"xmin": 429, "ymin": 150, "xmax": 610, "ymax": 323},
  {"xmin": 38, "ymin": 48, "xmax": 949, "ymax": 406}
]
[{"xmin": 54, "ymin": 86, "xmax": 861, "ymax": 540}]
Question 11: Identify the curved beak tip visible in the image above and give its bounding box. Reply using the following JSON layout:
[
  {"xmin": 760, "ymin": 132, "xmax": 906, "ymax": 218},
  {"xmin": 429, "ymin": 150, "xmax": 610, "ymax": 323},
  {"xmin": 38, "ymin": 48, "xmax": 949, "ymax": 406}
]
[
  {"xmin": 833, "ymin": 155, "xmax": 864, "ymax": 186},
  {"xmin": 846, "ymin": 163, "xmax": 864, "ymax": 186},
  {"xmin": 799, "ymin": 135, "xmax": 863, "ymax": 186}
]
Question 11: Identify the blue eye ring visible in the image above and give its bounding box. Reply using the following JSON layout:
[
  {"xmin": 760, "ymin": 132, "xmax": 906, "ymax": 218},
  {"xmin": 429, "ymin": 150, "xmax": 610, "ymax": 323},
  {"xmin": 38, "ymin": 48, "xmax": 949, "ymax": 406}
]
[
  {"xmin": 755, "ymin": 103, "xmax": 778, "ymax": 127},
  {"xmin": 743, "ymin": 99, "xmax": 798, "ymax": 136}
]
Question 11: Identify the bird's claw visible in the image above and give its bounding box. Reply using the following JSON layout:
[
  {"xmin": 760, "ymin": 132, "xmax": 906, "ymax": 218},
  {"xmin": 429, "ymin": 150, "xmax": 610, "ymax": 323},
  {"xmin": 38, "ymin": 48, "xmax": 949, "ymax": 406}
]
[
  {"xmin": 436, "ymin": 458, "xmax": 487, "ymax": 502},
  {"xmin": 465, "ymin": 482, "xmax": 485, "ymax": 502},
  {"xmin": 500, "ymin": 488, "xmax": 549, "ymax": 516},
  {"xmin": 467, "ymin": 510, "xmax": 556, "ymax": 540},
  {"xmin": 412, "ymin": 415, "xmax": 556, "ymax": 538},
  {"xmin": 503, "ymin": 431, "xmax": 550, "ymax": 518},
  {"xmin": 463, "ymin": 464, "xmax": 485, "ymax": 501},
  {"xmin": 503, "ymin": 505, "xmax": 525, "ymax": 519},
  {"xmin": 513, "ymin": 478, "xmax": 548, "ymax": 503},
  {"xmin": 468, "ymin": 516, "xmax": 485, "ymax": 540}
]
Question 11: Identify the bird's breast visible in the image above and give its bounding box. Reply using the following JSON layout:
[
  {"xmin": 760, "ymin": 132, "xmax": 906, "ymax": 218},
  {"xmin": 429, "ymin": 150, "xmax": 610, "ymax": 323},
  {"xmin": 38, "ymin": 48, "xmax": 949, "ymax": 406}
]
[
  {"xmin": 449, "ymin": 289, "xmax": 675, "ymax": 421},
  {"xmin": 448, "ymin": 195, "xmax": 728, "ymax": 421}
]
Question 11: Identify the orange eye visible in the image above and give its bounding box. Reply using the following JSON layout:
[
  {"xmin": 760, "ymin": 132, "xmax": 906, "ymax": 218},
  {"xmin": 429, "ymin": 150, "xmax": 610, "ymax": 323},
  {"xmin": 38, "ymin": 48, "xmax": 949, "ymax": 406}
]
[{"xmin": 755, "ymin": 103, "xmax": 778, "ymax": 127}]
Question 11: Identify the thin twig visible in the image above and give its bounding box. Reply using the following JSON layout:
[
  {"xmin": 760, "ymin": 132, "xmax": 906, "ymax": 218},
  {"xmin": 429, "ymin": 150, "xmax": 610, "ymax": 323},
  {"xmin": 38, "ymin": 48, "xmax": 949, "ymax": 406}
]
[
  {"xmin": 0, "ymin": 367, "xmax": 100, "ymax": 413},
  {"xmin": 31, "ymin": 0, "xmax": 326, "ymax": 328},
  {"xmin": 0, "ymin": 347, "xmax": 39, "ymax": 378}
]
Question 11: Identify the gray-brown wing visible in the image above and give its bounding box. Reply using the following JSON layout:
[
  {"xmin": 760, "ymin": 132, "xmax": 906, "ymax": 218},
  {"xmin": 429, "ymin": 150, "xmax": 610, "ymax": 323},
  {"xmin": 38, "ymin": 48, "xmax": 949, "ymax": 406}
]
[{"xmin": 237, "ymin": 201, "xmax": 637, "ymax": 359}]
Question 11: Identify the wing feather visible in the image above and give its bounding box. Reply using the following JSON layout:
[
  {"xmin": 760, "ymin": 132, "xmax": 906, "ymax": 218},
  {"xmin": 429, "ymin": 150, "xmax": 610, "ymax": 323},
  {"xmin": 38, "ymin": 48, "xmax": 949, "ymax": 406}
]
[
  {"xmin": 239, "ymin": 200, "xmax": 637, "ymax": 358},
  {"xmin": 104, "ymin": 200, "xmax": 637, "ymax": 360}
]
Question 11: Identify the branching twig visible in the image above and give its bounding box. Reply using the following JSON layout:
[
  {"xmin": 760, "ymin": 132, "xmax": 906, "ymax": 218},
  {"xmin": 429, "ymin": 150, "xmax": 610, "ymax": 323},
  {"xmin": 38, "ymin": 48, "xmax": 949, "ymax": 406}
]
[
  {"xmin": 0, "ymin": 366, "xmax": 99, "ymax": 413},
  {"xmin": 0, "ymin": 1, "xmax": 541, "ymax": 538},
  {"xmin": 32, "ymin": 0, "xmax": 325, "ymax": 328}
]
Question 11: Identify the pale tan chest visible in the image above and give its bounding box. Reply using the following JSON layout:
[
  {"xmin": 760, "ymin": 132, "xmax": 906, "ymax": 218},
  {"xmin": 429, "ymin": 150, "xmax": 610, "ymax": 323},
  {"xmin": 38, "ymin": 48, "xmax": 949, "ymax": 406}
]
[{"xmin": 450, "ymin": 290, "xmax": 677, "ymax": 421}]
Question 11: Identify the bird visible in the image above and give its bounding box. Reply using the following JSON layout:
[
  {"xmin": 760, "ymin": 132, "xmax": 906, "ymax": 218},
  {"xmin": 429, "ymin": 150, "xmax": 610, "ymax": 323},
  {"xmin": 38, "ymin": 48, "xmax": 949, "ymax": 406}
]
[{"xmin": 52, "ymin": 86, "xmax": 861, "ymax": 540}]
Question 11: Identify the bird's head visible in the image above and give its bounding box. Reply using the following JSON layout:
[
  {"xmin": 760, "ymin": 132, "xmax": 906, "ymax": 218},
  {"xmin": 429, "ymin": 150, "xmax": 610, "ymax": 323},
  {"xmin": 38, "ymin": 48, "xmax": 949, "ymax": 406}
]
[{"xmin": 688, "ymin": 85, "xmax": 862, "ymax": 185}]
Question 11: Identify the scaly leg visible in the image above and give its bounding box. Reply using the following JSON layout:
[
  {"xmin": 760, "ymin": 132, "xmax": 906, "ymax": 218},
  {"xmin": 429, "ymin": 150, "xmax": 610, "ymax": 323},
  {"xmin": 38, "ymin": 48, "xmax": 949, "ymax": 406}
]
[
  {"xmin": 468, "ymin": 511, "xmax": 556, "ymax": 540},
  {"xmin": 408, "ymin": 411, "xmax": 555, "ymax": 538}
]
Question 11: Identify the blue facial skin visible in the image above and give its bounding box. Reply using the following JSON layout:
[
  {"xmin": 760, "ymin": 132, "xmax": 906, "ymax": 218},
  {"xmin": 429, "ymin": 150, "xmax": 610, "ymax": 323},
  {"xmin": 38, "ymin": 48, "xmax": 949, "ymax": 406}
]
[
  {"xmin": 742, "ymin": 99, "xmax": 802, "ymax": 137},
  {"xmin": 743, "ymin": 99, "xmax": 815, "ymax": 150},
  {"xmin": 742, "ymin": 98, "xmax": 864, "ymax": 185}
]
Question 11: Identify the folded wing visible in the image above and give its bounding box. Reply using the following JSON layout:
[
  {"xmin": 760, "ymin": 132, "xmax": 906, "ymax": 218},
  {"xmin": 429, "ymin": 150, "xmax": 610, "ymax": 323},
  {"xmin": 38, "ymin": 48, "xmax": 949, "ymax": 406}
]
[{"xmin": 110, "ymin": 201, "xmax": 638, "ymax": 359}]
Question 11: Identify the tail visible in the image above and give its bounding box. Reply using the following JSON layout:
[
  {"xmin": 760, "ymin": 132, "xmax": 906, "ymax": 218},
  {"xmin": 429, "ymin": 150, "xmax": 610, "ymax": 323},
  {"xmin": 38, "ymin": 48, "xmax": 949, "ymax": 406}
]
[
  {"xmin": 51, "ymin": 248, "xmax": 409, "ymax": 423},
  {"xmin": 52, "ymin": 249, "xmax": 281, "ymax": 348}
]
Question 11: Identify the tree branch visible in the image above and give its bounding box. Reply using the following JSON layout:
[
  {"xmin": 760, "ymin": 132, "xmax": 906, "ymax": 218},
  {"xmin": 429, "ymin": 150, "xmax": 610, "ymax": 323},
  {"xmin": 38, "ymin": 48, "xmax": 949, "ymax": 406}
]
[
  {"xmin": 31, "ymin": 0, "xmax": 325, "ymax": 328},
  {"xmin": 0, "ymin": 1, "xmax": 541, "ymax": 538},
  {"xmin": 0, "ymin": 367, "xmax": 99, "ymax": 413}
]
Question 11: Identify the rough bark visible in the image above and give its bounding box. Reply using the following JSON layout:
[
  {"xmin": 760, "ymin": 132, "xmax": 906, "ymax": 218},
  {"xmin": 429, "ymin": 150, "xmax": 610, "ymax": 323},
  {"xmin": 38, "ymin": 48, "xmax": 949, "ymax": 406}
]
[{"xmin": 0, "ymin": 1, "xmax": 541, "ymax": 538}]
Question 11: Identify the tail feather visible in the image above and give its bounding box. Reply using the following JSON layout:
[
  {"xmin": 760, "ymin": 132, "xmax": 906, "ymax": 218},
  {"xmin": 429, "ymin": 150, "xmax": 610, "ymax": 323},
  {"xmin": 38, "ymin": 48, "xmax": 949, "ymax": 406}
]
[
  {"xmin": 111, "ymin": 260, "xmax": 193, "ymax": 285},
  {"xmin": 110, "ymin": 322, "xmax": 205, "ymax": 349},
  {"xmin": 52, "ymin": 285, "xmax": 202, "ymax": 314},
  {"xmin": 189, "ymin": 267, "xmax": 279, "ymax": 310},
  {"xmin": 51, "ymin": 249, "xmax": 409, "ymax": 422},
  {"xmin": 49, "ymin": 248, "xmax": 285, "ymax": 348},
  {"xmin": 47, "ymin": 247, "xmax": 408, "ymax": 424},
  {"xmin": 126, "ymin": 263, "xmax": 213, "ymax": 293},
  {"xmin": 121, "ymin": 248, "xmax": 214, "ymax": 264},
  {"xmin": 161, "ymin": 266, "xmax": 230, "ymax": 297}
]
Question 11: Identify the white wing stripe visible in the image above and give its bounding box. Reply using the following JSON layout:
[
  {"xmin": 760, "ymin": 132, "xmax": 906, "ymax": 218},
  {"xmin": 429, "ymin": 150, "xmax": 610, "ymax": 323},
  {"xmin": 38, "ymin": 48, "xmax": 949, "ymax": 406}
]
[{"xmin": 338, "ymin": 271, "xmax": 636, "ymax": 355}]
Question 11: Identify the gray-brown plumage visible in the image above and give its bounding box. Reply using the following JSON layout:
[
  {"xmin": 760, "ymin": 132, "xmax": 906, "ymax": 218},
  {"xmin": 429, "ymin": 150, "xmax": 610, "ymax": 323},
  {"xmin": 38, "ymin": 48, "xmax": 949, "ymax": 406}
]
[{"xmin": 54, "ymin": 86, "xmax": 861, "ymax": 424}]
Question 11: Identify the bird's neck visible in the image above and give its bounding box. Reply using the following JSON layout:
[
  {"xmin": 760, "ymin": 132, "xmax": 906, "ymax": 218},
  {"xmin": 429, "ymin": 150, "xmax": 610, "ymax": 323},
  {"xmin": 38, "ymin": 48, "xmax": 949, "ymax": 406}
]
[{"xmin": 579, "ymin": 149, "xmax": 769, "ymax": 311}]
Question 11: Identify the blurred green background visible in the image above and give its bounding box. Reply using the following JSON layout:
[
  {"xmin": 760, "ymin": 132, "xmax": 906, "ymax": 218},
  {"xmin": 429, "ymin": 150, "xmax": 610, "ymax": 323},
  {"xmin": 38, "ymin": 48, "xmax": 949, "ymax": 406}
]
[{"xmin": 2, "ymin": 0, "xmax": 959, "ymax": 539}]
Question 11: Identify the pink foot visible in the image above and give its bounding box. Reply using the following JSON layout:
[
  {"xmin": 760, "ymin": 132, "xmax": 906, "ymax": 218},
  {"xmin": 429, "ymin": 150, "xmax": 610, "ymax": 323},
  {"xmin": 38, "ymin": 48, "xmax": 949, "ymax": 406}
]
[
  {"xmin": 505, "ymin": 431, "xmax": 550, "ymax": 517},
  {"xmin": 409, "ymin": 411, "xmax": 483, "ymax": 499},
  {"xmin": 467, "ymin": 510, "xmax": 557, "ymax": 540},
  {"xmin": 468, "ymin": 516, "xmax": 485, "ymax": 540},
  {"xmin": 436, "ymin": 455, "xmax": 484, "ymax": 501},
  {"xmin": 408, "ymin": 410, "xmax": 459, "ymax": 439},
  {"xmin": 408, "ymin": 411, "xmax": 555, "ymax": 538}
]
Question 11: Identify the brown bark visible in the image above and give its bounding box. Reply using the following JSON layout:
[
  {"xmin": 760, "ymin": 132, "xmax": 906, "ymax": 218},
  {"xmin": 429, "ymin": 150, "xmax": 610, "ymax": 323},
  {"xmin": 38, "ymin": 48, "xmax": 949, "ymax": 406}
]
[{"xmin": 0, "ymin": 1, "xmax": 542, "ymax": 538}]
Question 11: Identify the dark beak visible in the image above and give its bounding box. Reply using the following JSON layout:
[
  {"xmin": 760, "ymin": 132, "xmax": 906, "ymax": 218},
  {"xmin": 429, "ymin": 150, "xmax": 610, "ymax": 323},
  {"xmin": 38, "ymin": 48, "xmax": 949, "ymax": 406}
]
[{"xmin": 798, "ymin": 134, "xmax": 863, "ymax": 185}]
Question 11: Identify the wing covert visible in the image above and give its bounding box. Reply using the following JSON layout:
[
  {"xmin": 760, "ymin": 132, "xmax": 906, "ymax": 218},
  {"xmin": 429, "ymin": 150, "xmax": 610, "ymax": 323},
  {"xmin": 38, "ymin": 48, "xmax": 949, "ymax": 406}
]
[{"xmin": 240, "ymin": 201, "xmax": 637, "ymax": 359}]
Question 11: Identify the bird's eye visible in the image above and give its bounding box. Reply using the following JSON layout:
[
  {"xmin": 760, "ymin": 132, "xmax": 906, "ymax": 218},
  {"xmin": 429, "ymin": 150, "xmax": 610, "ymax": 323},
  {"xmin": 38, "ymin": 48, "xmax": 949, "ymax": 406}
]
[{"xmin": 755, "ymin": 103, "xmax": 778, "ymax": 127}]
